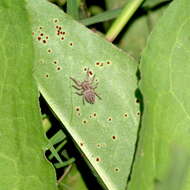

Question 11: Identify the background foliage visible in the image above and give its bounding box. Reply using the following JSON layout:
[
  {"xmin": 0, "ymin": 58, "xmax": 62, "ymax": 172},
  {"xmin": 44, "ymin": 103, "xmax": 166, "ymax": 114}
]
[{"xmin": 2, "ymin": 0, "xmax": 190, "ymax": 190}]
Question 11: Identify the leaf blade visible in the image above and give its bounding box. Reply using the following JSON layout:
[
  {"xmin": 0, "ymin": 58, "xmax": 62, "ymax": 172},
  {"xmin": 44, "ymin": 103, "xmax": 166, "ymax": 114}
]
[
  {"xmin": 67, "ymin": 0, "xmax": 79, "ymax": 20},
  {"xmin": 80, "ymin": 8, "xmax": 122, "ymax": 26},
  {"xmin": 0, "ymin": 1, "xmax": 57, "ymax": 190},
  {"xmin": 128, "ymin": 0, "xmax": 190, "ymax": 189},
  {"xmin": 27, "ymin": 0, "xmax": 140, "ymax": 189}
]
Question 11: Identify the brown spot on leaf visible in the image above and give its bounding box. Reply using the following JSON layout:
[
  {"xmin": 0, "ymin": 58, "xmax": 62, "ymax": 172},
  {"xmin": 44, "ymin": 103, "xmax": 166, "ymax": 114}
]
[
  {"xmin": 75, "ymin": 107, "xmax": 80, "ymax": 112},
  {"xmin": 54, "ymin": 19, "xmax": 58, "ymax": 23},
  {"xmin": 39, "ymin": 60, "xmax": 44, "ymax": 64},
  {"xmin": 47, "ymin": 49, "xmax": 52, "ymax": 53},
  {"xmin": 114, "ymin": 168, "xmax": 120, "ymax": 172},
  {"xmin": 82, "ymin": 120, "xmax": 87, "ymax": 124},
  {"xmin": 56, "ymin": 66, "xmax": 62, "ymax": 71},
  {"xmin": 96, "ymin": 157, "xmax": 101, "ymax": 162}
]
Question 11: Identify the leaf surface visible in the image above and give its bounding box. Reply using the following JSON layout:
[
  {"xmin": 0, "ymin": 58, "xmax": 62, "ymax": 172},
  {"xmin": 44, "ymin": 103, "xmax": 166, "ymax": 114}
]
[
  {"xmin": 0, "ymin": 1, "xmax": 57, "ymax": 190},
  {"xmin": 118, "ymin": 5, "xmax": 166, "ymax": 60},
  {"xmin": 128, "ymin": 0, "xmax": 190, "ymax": 189},
  {"xmin": 143, "ymin": 0, "xmax": 171, "ymax": 8},
  {"xmin": 105, "ymin": 0, "xmax": 171, "ymax": 10},
  {"xmin": 27, "ymin": 0, "xmax": 140, "ymax": 189}
]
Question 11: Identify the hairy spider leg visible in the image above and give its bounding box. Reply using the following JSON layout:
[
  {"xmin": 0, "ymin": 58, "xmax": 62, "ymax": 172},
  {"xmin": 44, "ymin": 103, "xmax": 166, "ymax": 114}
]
[
  {"xmin": 86, "ymin": 68, "xmax": 90, "ymax": 76},
  {"xmin": 92, "ymin": 82, "xmax": 99, "ymax": 89},
  {"xmin": 82, "ymin": 96, "xmax": 85, "ymax": 105},
  {"xmin": 76, "ymin": 92, "xmax": 83, "ymax": 96},
  {"xmin": 90, "ymin": 74, "xmax": 95, "ymax": 84},
  {"xmin": 95, "ymin": 92, "xmax": 102, "ymax": 100},
  {"xmin": 75, "ymin": 92, "xmax": 85, "ymax": 105},
  {"xmin": 70, "ymin": 77, "xmax": 81, "ymax": 86},
  {"xmin": 72, "ymin": 85, "xmax": 82, "ymax": 90}
]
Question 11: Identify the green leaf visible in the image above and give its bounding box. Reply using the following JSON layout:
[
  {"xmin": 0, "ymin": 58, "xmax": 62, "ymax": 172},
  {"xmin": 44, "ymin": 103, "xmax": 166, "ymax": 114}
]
[
  {"xmin": 118, "ymin": 5, "xmax": 166, "ymax": 60},
  {"xmin": 143, "ymin": 0, "xmax": 171, "ymax": 8},
  {"xmin": 105, "ymin": 0, "xmax": 171, "ymax": 10},
  {"xmin": 27, "ymin": 0, "xmax": 140, "ymax": 189},
  {"xmin": 67, "ymin": 0, "xmax": 79, "ymax": 20},
  {"xmin": 48, "ymin": 140, "xmax": 67, "ymax": 160},
  {"xmin": 118, "ymin": 14, "xmax": 149, "ymax": 60},
  {"xmin": 0, "ymin": 1, "xmax": 57, "ymax": 190},
  {"xmin": 54, "ymin": 158, "xmax": 75, "ymax": 168},
  {"xmin": 128, "ymin": 0, "xmax": 190, "ymax": 189},
  {"xmin": 155, "ymin": 146, "xmax": 190, "ymax": 190},
  {"xmin": 80, "ymin": 7, "xmax": 122, "ymax": 26},
  {"xmin": 47, "ymin": 130, "xmax": 67, "ymax": 162},
  {"xmin": 105, "ymin": 0, "xmax": 127, "ymax": 10},
  {"xmin": 48, "ymin": 130, "xmax": 66, "ymax": 146}
]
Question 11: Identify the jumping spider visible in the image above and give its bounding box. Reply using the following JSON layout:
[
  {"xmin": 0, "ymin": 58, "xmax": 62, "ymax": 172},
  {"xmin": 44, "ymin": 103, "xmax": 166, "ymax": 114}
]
[{"xmin": 70, "ymin": 69, "xmax": 102, "ymax": 104}]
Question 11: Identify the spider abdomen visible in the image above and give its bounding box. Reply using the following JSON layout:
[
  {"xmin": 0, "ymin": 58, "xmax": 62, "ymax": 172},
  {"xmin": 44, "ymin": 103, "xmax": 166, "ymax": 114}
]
[{"xmin": 84, "ymin": 89, "xmax": 96, "ymax": 104}]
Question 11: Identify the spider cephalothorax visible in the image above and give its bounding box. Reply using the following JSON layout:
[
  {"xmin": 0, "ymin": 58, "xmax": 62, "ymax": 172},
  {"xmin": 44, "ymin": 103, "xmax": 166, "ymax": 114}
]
[{"xmin": 70, "ymin": 69, "xmax": 101, "ymax": 104}]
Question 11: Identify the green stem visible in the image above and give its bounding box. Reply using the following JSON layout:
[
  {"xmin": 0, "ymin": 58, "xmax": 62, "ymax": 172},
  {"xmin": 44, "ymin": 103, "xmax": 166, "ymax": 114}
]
[
  {"xmin": 105, "ymin": 0, "xmax": 144, "ymax": 42},
  {"xmin": 48, "ymin": 140, "xmax": 67, "ymax": 160},
  {"xmin": 54, "ymin": 158, "xmax": 75, "ymax": 168}
]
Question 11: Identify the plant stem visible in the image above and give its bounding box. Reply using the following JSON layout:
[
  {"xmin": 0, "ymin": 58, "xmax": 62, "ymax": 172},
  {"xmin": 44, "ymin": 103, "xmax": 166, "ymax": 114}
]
[
  {"xmin": 105, "ymin": 0, "xmax": 144, "ymax": 42},
  {"xmin": 57, "ymin": 164, "xmax": 72, "ymax": 184}
]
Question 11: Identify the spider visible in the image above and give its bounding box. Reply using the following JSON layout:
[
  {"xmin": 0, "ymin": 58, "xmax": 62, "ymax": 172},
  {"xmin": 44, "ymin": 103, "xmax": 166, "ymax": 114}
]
[{"xmin": 70, "ymin": 69, "xmax": 102, "ymax": 104}]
